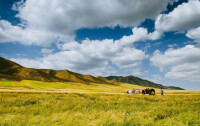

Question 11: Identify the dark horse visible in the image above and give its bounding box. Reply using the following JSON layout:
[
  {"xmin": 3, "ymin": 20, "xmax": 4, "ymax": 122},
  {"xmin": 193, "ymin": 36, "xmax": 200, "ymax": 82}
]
[{"xmin": 142, "ymin": 88, "xmax": 155, "ymax": 95}]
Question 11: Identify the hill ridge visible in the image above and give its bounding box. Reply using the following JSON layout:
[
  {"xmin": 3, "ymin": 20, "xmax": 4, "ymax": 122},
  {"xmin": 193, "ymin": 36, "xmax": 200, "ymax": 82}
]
[
  {"xmin": 0, "ymin": 57, "xmax": 117, "ymax": 85},
  {"xmin": 105, "ymin": 75, "xmax": 184, "ymax": 90}
]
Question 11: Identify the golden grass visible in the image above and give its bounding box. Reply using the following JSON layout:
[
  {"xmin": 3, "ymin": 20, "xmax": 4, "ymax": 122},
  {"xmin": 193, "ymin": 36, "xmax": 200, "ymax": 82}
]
[
  {"xmin": 0, "ymin": 80, "xmax": 200, "ymax": 125},
  {"xmin": 0, "ymin": 93, "xmax": 200, "ymax": 125},
  {"xmin": 1, "ymin": 80, "xmax": 200, "ymax": 95}
]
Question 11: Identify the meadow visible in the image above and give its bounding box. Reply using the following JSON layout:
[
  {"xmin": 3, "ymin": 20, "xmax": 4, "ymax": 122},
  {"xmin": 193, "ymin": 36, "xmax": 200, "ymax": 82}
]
[
  {"xmin": 0, "ymin": 80, "xmax": 199, "ymax": 95},
  {"xmin": 0, "ymin": 80, "xmax": 200, "ymax": 125}
]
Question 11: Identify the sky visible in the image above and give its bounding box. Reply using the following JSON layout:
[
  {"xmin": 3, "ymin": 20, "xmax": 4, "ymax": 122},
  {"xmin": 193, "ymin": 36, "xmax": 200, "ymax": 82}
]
[{"xmin": 0, "ymin": 0, "xmax": 200, "ymax": 90}]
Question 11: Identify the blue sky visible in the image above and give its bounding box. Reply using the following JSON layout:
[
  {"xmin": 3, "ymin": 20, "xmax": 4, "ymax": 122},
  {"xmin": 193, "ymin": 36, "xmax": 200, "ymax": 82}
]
[{"xmin": 0, "ymin": 0, "xmax": 200, "ymax": 90}]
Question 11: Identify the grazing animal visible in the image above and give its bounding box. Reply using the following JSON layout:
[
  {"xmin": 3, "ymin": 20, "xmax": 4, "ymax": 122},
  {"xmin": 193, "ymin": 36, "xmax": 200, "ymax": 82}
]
[
  {"xmin": 142, "ymin": 88, "xmax": 155, "ymax": 95},
  {"xmin": 127, "ymin": 89, "xmax": 135, "ymax": 94},
  {"xmin": 135, "ymin": 89, "xmax": 140, "ymax": 94},
  {"xmin": 127, "ymin": 89, "xmax": 140, "ymax": 94}
]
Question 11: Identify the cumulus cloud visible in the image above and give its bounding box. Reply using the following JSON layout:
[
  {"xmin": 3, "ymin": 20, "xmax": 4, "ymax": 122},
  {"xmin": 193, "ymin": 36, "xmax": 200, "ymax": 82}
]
[
  {"xmin": 165, "ymin": 62, "xmax": 200, "ymax": 82},
  {"xmin": 116, "ymin": 27, "xmax": 162, "ymax": 46},
  {"xmin": 12, "ymin": 0, "xmax": 25, "ymax": 11},
  {"xmin": 186, "ymin": 26, "xmax": 200, "ymax": 44},
  {"xmin": 8, "ymin": 25, "xmax": 167, "ymax": 76},
  {"xmin": 18, "ymin": 0, "xmax": 169, "ymax": 27},
  {"xmin": 155, "ymin": 0, "xmax": 200, "ymax": 32},
  {"xmin": 11, "ymin": 37, "xmax": 148, "ymax": 76},
  {"xmin": 0, "ymin": 20, "xmax": 72, "ymax": 46},
  {"xmin": 111, "ymin": 47, "xmax": 147, "ymax": 68},
  {"xmin": 0, "ymin": 0, "xmax": 169, "ymax": 46},
  {"xmin": 150, "ymin": 45, "xmax": 200, "ymax": 81}
]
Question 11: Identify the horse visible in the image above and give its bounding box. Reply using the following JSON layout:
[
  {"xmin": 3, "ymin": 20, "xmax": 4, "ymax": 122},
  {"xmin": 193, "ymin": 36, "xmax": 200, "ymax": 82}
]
[
  {"xmin": 135, "ymin": 89, "xmax": 140, "ymax": 94},
  {"xmin": 127, "ymin": 89, "xmax": 140, "ymax": 94},
  {"xmin": 142, "ymin": 88, "xmax": 155, "ymax": 95}
]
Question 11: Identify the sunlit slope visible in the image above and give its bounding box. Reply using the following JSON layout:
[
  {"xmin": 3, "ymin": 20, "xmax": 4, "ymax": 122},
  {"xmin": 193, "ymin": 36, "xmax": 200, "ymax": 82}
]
[
  {"xmin": 0, "ymin": 57, "xmax": 116, "ymax": 85},
  {"xmin": 0, "ymin": 57, "xmax": 63, "ymax": 82},
  {"xmin": 39, "ymin": 69, "xmax": 118, "ymax": 85}
]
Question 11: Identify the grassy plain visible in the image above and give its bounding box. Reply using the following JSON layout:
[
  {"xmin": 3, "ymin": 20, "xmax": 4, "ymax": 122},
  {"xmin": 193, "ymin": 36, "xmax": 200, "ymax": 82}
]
[
  {"xmin": 0, "ymin": 80, "xmax": 200, "ymax": 125},
  {"xmin": 0, "ymin": 80, "xmax": 199, "ymax": 95}
]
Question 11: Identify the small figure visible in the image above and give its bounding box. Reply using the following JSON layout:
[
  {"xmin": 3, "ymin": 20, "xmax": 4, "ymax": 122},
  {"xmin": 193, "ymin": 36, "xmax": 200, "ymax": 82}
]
[
  {"xmin": 160, "ymin": 88, "xmax": 164, "ymax": 95},
  {"xmin": 135, "ymin": 89, "xmax": 140, "ymax": 94},
  {"xmin": 147, "ymin": 88, "xmax": 150, "ymax": 94},
  {"xmin": 142, "ymin": 89, "xmax": 145, "ymax": 95},
  {"xmin": 132, "ymin": 89, "xmax": 135, "ymax": 94}
]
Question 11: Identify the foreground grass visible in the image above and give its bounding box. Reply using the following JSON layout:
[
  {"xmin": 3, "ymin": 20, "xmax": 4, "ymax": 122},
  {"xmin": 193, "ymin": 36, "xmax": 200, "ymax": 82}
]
[{"xmin": 0, "ymin": 93, "xmax": 200, "ymax": 126}]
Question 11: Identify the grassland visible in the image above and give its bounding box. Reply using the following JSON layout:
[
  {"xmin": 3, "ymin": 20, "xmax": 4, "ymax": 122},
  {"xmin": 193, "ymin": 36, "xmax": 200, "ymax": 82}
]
[
  {"xmin": 0, "ymin": 80, "xmax": 200, "ymax": 125},
  {"xmin": 0, "ymin": 80, "xmax": 199, "ymax": 95}
]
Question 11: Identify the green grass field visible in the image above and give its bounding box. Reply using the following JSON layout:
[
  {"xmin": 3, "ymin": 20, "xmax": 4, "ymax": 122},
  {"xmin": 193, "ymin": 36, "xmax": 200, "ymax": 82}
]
[{"xmin": 0, "ymin": 80, "xmax": 200, "ymax": 125}]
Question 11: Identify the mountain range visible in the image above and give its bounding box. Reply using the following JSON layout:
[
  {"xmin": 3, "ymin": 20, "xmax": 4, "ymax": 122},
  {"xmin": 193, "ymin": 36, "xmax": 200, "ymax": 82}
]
[
  {"xmin": 0, "ymin": 57, "xmax": 184, "ymax": 90},
  {"xmin": 105, "ymin": 76, "xmax": 184, "ymax": 90}
]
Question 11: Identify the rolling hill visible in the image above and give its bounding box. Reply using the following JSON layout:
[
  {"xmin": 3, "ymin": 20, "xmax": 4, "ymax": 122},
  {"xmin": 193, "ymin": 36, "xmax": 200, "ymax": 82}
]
[
  {"xmin": 105, "ymin": 76, "xmax": 184, "ymax": 90},
  {"xmin": 0, "ymin": 57, "xmax": 183, "ymax": 89},
  {"xmin": 0, "ymin": 57, "xmax": 117, "ymax": 85}
]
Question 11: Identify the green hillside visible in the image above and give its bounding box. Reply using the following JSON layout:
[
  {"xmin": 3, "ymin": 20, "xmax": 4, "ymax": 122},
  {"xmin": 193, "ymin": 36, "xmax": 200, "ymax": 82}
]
[{"xmin": 105, "ymin": 76, "xmax": 184, "ymax": 90}]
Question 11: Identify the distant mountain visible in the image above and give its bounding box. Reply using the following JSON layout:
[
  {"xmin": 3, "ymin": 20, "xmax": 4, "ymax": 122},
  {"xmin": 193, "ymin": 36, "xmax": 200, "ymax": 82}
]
[
  {"xmin": 0, "ymin": 57, "xmax": 118, "ymax": 85},
  {"xmin": 166, "ymin": 86, "xmax": 184, "ymax": 90},
  {"xmin": 105, "ymin": 76, "xmax": 184, "ymax": 90}
]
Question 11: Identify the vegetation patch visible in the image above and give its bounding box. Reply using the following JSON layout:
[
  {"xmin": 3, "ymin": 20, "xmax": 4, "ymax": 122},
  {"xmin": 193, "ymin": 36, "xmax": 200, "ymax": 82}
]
[{"xmin": 0, "ymin": 93, "xmax": 200, "ymax": 125}]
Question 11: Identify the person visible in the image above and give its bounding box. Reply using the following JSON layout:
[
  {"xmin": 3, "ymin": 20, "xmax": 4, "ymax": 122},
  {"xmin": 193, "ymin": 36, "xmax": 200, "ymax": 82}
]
[
  {"xmin": 160, "ymin": 88, "xmax": 164, "ymax": 95},
  {"xmin": 142, "ymin": 89, "xmax": 145, "ymax": 95},
  {"xmin": 147, "ymin": 88, "xmax": 150, "ymax": 94}
]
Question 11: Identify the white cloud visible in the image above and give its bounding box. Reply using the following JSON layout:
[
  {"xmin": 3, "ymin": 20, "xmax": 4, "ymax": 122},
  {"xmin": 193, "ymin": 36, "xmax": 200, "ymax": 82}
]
[
  {"xmin": 131, "ymin": 68, "xmax": 143, "ymax": 76},
  {"xmin": 174, "ymin": 30, "xmax": 185, "ymax": 35},
  {"xmin": 12, "ymin": 0, "xmax": 25, "ymax": 11},
  {"xmin": 168, "ymin": 44, "xmax": 177, "ymax": 48},
  {"xmin": 186, "ymin": 26, "xmax": 200, "ymax": 44},
  {"xmin": 11, "ymin": 37, "xmax": 147, "ymax": 76},
  {"xmin": 155, "ymin": 0, "xmax": 200, "ymax": 32},
  {"xmin": 18, "ymin": 0, "xmax": 169, "ymax": 27},
  {"xmin": 146, "ymin": 75, "xmax": 162, "ymax": 84},
  {"xmin": 0, "ymin": 0, "xmax": 169, "ymax": 46},
  {"xmin": 41, "ymin": 48, "xmax": 54, "ymax": 54},
  {"xmin": 150, "ymin": 45, "xmax": 200, "ymax": 81},
  {"xmin": 0, "ymin": 20, "xmax": 71, "ymax": 46},
  {"xmin": 111, "ymin": 47, "xmax": 147, "ymax": 68},
  {"xmin": 10, "ymin": 58, "xmax": 47, "ymax": 69},
  {"xmin": 116, "ymin": 27, "xmax": 162, "ymax": 46},
  {"xmin": 165, "ymin": 62, "xmax": 200, "ymax": 82}
]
